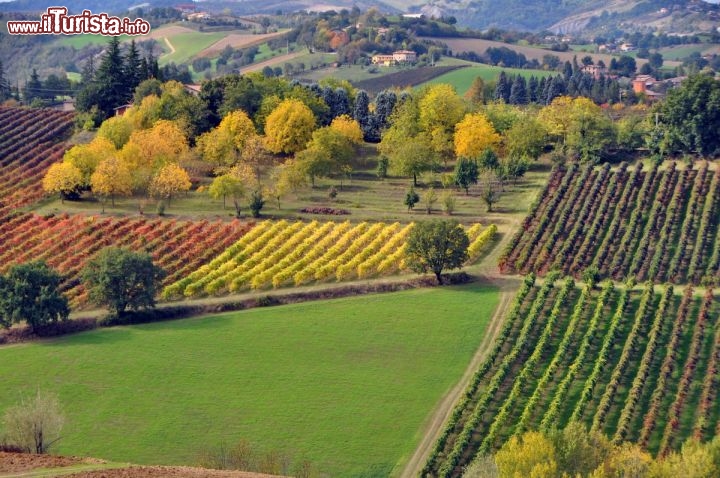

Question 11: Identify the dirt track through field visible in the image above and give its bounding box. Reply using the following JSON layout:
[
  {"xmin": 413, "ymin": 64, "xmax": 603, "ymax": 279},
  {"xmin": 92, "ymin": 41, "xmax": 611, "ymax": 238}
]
[
  {"xmin": 163, "ymin": 37, "xmax": 176, "ymax": 55},
  {"xmin": 399, "ymin": 276, "xmax": 516, "ymax": 477},
  {"xmin": 237, "ymin": 51, "xmax": 305, "ymax": 74},
  {"xmin": 197, "ymin": 31, "xmax": 288, "ymax": 57}
]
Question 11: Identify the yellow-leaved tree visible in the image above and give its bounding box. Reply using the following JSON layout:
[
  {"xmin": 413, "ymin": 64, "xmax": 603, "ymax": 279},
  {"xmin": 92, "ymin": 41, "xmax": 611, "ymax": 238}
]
[
  {"xmin": 454, "ymin": 112, "xmax": 501, "ymax": 159},
  {"xmin": 264, "ymin": 99, "xmax": 316, "ymax": 154},
  {"xmin": 494, "ymin": 431, "xmax": 558, "ymax": 478},
  {"xmin": 97, "ymin": 115, "xmax": 134, "ymax": 149},
  {"xmin": 539, "ymin": 96, "xmax": 615, "ymax": 163},
  {"xmin": 329, "ymin": 115, "xmax": 363, "ymax": 144},
  {"xmin": 63, "ymin": 136, "xmax": 118, "ymax": 187},
  {"xmin": 125, "ymin": 94, "xmax": 161, "ymax": 130},
  {"xmin": 150, "ymin": 163, "xmax": 191, "ymax": 205},
  {"xmin": 419, "ymin": 84, "xmax": 466, "ymax": 163},
  {"xmin": 42, "ymin": 162, "xmax": 83, "ymax": 202},
  {"xmin": 121, "ymin": 120, "xmax": 189, "ymax": 193},
  {"xmin": 90, "ymin": 156, "xmax": 133, "ymax": 208},
  {"xmin": 196, "ymin": 110, "xmax": 256, "ymax": 166}
]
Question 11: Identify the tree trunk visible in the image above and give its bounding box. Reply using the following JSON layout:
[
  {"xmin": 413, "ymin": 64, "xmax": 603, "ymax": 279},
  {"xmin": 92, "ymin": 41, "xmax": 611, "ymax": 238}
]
[
  {"xmin": 434, "ymin": 271, "xmax": 443, "ymax": 285},
  {"xmin": 413, "ymin": 173, "xmax": 418, "ymax": 187}
]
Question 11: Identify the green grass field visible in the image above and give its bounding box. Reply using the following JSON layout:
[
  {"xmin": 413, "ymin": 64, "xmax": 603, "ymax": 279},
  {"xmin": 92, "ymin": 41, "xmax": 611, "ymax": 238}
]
[
  {"xmin": 160, "ymin": 32, "xmax": 226, "ymax": 65},
  {"xmin": 0, "ymin": 284, "xmax": 499, "ymax": 477},
  {"xmin": 424, "ymin": 64, "xmax": 553, "ymax": 95}
]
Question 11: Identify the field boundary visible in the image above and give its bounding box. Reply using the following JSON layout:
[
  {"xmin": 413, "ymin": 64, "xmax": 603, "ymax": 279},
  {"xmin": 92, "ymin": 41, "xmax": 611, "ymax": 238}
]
[
  {"xmin": 0, "ymin": 273, "xmax": 475, "ymax": 347},
  {"xmin": 399, "ymin": 281, "xmax": 516, "ymax": 477}
]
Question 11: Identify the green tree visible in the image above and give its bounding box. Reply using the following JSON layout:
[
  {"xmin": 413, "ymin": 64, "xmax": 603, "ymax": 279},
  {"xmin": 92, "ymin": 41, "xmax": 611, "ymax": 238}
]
[
  {"xmin": 504, "ymin": 116, "xmax": 547, "ymax": 160},
  {"xmin": 454, "ymin": 157, "xmax": 479, "ymax": 194},
  {"xmin": 655, "ymin": 74, "xmax": 720, "ymax": 156},
  {"xmin": 82, "ymin": 248, "xmax": 165, "ymax": 317},
  {"xmin": 209, "ymin": 174, "xmax": 245, "ymax": 216},
  {"xmin": 404, "ymin": 186, "xmax": 419, "ymax": 211},
  {"xmin": 0, "ymin": 59, "xmax": 11, "ymax": 101},
  {"xmin": 405, "ymin": 220, "xmax": 469, "ymax": 284},
  {"xmin": 0, "ymin": 261, "xmax": 69, "ymax": 332},
  {"xmin": 386, "ymin": 136, "xmax": 437, "ymax": 186},
  {"xmin": 249, "ymin": 190, "xmax": 265, "ymax": 218}
]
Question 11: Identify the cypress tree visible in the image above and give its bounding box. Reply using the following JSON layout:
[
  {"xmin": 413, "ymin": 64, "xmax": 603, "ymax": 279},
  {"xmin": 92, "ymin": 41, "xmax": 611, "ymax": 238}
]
[
  {"xmin": 509, "ymin": 75, "xmax": 528, "ymax": 105},
  {"xmin": 353, "ymin": 89, "xmax": 372, "ymax": 140},
  {"xmin": 528, "ymin": 75, "xmax": 538, "ymax": 103},
  {"xmin": 124, "ymin": 39, "xmax": 142, "ymax": 93},
  {"xmin": 94, "ymin": 37, "xmax": 130, "ymax": 117},
  {"xmin": 494, "ymin": 71, "xmax": 510, "ymax": 103},
  {"xmin": 0, "ymin": 60, "xmax": 9, "ymax": 101}
]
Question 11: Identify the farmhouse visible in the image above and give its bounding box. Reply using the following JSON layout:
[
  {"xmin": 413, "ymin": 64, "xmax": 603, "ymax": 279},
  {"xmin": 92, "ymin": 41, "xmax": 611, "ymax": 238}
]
[
  {"xmin": 371, "ymin": 50, "xmax": 418, "ymax": 66},
  {"xmin": 113, "ymin": 103, "xmax": 133, "ymax": 116},
  {"xmin": 581, "ymin": 64, "xmax": 607, "ymax": 79}
]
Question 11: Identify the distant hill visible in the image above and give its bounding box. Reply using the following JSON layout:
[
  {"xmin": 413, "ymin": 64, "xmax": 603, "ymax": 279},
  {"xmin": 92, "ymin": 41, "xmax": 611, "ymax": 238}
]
[{"xmin": 1, "ymin": 0, "xmax": 717, "ymax": 33}]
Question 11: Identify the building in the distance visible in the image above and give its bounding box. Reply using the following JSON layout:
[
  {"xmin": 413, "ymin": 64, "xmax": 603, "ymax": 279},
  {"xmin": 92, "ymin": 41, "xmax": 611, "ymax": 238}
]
[
  {"xmin": 371, "ymin": 50, "xmax": 418, "ymax": 66},
  {"xmin": 581, "ymin": 64, "xmax": 608, "ymax": 79}
]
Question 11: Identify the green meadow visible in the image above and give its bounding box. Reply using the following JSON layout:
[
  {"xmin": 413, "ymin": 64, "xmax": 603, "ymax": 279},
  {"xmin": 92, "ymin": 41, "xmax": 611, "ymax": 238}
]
[
  {"xmin": 425, "ymin": 64, "xmax": 554, "ymax": 95},
  {"xmin": 0, "ymin": 284, "xmax": 499, "ymax": 477}
]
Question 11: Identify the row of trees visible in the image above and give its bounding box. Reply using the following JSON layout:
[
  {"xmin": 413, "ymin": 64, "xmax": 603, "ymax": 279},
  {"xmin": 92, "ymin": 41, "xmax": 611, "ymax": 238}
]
[{"xmin": 0, "ymin": 249, "xmax": 165, "ymax": 334}]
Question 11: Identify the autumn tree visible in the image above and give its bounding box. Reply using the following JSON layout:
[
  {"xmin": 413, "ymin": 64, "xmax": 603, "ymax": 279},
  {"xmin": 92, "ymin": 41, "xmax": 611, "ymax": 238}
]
[
  {"xmin": 150, "ymin": 163, "xmax": 191, "ymax": 205},
  {"xmin": 419, "ymin": 84, "xmax": 466, "ymax": 163},
  {"xmin": 329, "ymin": 114, "xmax": 364, "ymax": 144},
  {"xmin": 264, "ymin": 98, "xmax": 316, "ymax": 154},
  {"xmin": 97, "ymin": 114, "xmax": 134, "ymax": 149},
  {"xmin": 464, "ymin": 76, "xmax": 486, "ymax": 104},
  {"xmin": 454, "ymin": 113, "xmax": 501, "ymax": 159},
  {"xmin": 91, "ymin": 156, "xmax": 133, "ymax": 208},
  {"xmin": 405, "ymin": 220, "xmax": 469, "ymax": 284},
  {"xmin": 495, "ymin": 431, "xmax": 558, "ymax": 478},
  {"xmin": 120, "ymin": 119, "xmax": 189, "ymax": 192},
  {"xmin": 209, "ymin": 174, "xmax": 244, "ymax": 216},
  {"xmin": 63, "ymin": 136, "xmax": 118, "ymax": 187},
  {"xmin": 196, "ymin": 109, "xmax": 256, "ymax": 166},
  {"xmin": 42, "ymin": 162, "xmax": 83, "ymax": 202},
  {"xmin": 240, "ymin": 134, "xmax": 273, "ymax": 182}
]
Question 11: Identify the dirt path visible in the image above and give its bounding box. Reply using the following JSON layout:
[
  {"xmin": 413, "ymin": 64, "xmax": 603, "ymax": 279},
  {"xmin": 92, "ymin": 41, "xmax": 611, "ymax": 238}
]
[
  {"xmin": 197, "ymin": 31, "xmax": 288, "ymax": 58},
  {"xmin": 163, "ymin": 37, "xmax": 176, "ymax": 56},
  {"xmin": 238, "ymin": 51, "xmax": 305, "ymax": 74},
  {"xmin": 399, "ymin": 274, "xmax": 517, "ymax": 478}
]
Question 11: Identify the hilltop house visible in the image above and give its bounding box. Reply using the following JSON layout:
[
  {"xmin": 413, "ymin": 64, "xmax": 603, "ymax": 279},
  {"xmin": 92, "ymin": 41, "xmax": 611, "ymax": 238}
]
[{"xmin": 371, "ymin": 50, "xmax": 418, "ymax": 66}]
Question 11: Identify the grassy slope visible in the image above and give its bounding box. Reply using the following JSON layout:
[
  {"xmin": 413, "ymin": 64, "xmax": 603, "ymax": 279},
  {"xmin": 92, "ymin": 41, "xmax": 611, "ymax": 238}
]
[
  {"xmin": 424, "ymin": 64, "xmax": 554, "ymax": 95},
  {"xmin": 160, "ymin": 32, "xmax": 226, "ymax": 65},
  {"xmin": 0, "ymin": 284, "xmax": 499, "ymax": 477}
]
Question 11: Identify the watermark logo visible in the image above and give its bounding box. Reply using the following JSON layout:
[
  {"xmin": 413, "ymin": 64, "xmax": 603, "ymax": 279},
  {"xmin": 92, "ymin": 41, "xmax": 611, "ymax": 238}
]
[{"xmin": 7, "ymin": 7, "xmax": 151, "ymax": 36}]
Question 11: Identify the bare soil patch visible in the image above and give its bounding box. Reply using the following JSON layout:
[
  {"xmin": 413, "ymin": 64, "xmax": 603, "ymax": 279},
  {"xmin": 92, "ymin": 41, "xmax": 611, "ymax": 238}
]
[{"xmin": 0, "ymin": 452, "xmax": 101, "ymax": 473}]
